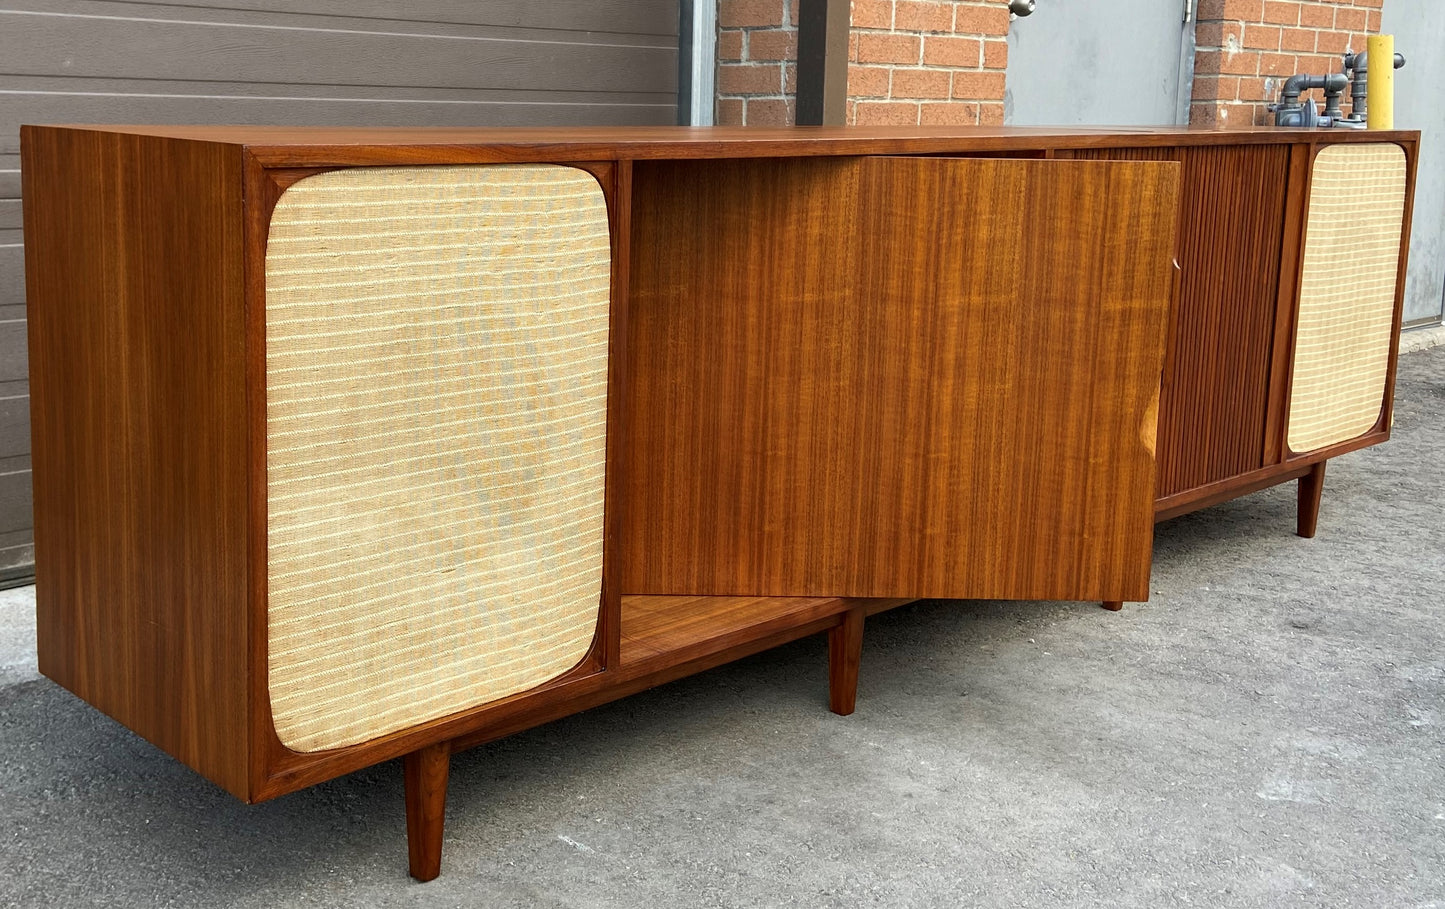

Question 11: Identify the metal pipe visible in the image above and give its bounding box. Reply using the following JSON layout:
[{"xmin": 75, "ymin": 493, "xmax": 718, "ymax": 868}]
[
  {"xmin": 1276, "ymin": 73, "xmax": 1350, "ymax": 126},
  {"xmin": 1322, "ymin": 73, "xmax": 1350, "ymax": 119},
  {"xmin": 1280, "ymin": 72, "xmax": 1350, "ymax": 106},
  {"xmin": 1279, "ymin": 73, "xmax": 1313, "ymax": 105},
  {"xmin": 1343, "ymin": 50, "xmax": 1405, "ymax": 121}
]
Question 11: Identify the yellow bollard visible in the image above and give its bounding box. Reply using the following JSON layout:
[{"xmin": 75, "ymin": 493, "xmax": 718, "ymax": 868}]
[{"xmin": 1367, "ymin": 34, "xmax": 1394, "ymax": 129}]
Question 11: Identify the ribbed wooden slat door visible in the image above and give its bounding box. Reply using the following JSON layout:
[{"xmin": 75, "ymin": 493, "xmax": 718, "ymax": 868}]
[{"xmin": 1069, "ymin": 145, "xmax": 1292, "ymax": 499}]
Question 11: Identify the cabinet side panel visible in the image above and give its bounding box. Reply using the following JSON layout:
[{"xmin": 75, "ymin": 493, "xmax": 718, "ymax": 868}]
[{"xmin": 22, "ymin": 127, "xmax": 250, "ymax": 799}]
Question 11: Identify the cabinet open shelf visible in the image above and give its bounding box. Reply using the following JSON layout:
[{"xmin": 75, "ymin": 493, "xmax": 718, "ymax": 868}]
[{"xmin": 619, "ymin": 595, "xmax": 914, "ymax": 677}]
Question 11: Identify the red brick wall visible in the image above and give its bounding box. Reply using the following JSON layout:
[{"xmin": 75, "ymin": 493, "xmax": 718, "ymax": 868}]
[
  {"xmin": 847, "ymin": 0, "xmax": 1010, "ymax": 125},
  {"xmin": 715, "ymin": 0, "xmax": 800, "ymax": 126},
  {"xmin": 1191, "ymin": 0, "xmax": 1384, "ymax": 127},
  {"xmin": 717, "ymin": 0, "xmax": 1382, "ymax": 129},
  {"xmin": 715, "ymin": 0, "xmax": 1011, "ymax": 126}
]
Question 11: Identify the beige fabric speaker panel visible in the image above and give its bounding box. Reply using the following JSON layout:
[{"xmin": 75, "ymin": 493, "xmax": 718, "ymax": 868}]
[
  {"xmin": 1287, "ymin": 143, "xmax": 1407, "ymax": 454},
  {"xmin": 264, "ymin": 165, "xmax": 612, "ymax": 753}
]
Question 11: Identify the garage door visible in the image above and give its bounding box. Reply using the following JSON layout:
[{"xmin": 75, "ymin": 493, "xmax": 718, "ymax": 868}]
[{"xmin": 0, "ymin": 0, "xmax": 680, "ymax": 585}]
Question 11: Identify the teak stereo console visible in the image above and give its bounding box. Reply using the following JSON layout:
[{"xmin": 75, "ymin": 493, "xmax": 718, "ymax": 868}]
[{"xmin": 21, "ymin": 125, "xmax": 1417, "ymax": 880}]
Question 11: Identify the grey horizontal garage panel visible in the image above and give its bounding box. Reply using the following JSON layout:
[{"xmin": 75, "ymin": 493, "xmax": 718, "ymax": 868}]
[
  {"xmin": 0, "ymin": 468, "xmax": 34, "ymax": 580},
  {"xmin": 63, "ymin": 0, "xmax": 679, "ymax": 36},
  {"xmin": 0, "ymin": 247, "xmax": 21, "ymax": 310},
  {"xmin": 0, "ymin": 319, "xmax": 24, "ymax": 384},
  {"xmin": 0, "ymin": 87, "xmax": 675, "ymax": 156},
  {"xmin": 0, "ymin": 540, "xmax": 34, "ymax": 584},
  {"xmin": 0, "ymin": 0, "xmax": 680, "ymax": 586},
  {"xmin": 0, "ymin": 531, "xmax": 29, "ymax": 561},
  {"xmin": 0, "ymin": 394, "xmax": 28, "ymax": 460},
  {"xmin": 0, "ymin": 6, "xmax": 677, "ymax": 94},
  {"xmin": 2, "ymin": 74, "xmax": 676, "ymax": 106}
]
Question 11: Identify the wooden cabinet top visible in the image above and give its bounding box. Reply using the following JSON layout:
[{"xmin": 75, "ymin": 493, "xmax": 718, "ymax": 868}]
[{"xmin": 20, "ymin": 123, "xmax": 1420, "ymax": 167}]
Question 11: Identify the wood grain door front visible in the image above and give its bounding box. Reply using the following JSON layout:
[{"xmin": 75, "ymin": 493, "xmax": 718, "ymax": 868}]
[{"xmin": 624, "ymin": 155, "xmax": 1179, "ymax": 602}]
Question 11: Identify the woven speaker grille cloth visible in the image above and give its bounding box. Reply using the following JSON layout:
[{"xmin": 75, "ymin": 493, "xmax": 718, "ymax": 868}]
[
  {"xmin": 1287, "ymin": 143, "xmax": 1406, "ymax": 453},
  {"xmin": 265, "ymin": 165, "xmax": 610, "ymax": 752}
]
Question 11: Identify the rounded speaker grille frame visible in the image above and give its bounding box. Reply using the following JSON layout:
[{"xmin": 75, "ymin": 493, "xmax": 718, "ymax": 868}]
[{"xmin": 263, "ymin": 164, "xmax": 611, "ymax": 753}]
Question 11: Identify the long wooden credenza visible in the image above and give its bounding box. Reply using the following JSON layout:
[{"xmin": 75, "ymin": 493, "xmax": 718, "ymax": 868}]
[{"xmin": 21, "ymin": 125, "xmax": 1417, "ymax": 879}]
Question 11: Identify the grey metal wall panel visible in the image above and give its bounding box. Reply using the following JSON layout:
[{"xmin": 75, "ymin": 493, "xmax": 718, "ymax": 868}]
[
  {"xmin": 0, "ymin": 0, "xmax": 680, "ymax": 583},
  {"xmin": 1382, "ymin": 0, "xmax": 1445, "ymax": 326},
  {"xmin": 1005, "ymin": 0, "xmax": 1192, "ymax": 126}
]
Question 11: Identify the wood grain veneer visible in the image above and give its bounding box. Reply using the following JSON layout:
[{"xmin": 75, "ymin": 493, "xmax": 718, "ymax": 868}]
[
  {"xmin": 622, "ymin": 155, "xmax": 1179, "ymax": 602},
  {"xmin": 1263, "ymin": 143, "xmax": 1316, "ymax": 468},
  {"xmin": 22, "ymin": 126, "xmax": 251, "ymax": 798},
  {"xmin": 620, "ymin": 594, "xmax": 875, "ymax": 670},
  {"xmin": 55, "ymin": 124, "xmax": 1419, "ymax": 167}
]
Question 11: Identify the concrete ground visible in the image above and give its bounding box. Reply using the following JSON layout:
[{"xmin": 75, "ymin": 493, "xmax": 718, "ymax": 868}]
[{"xmin": 1, "ymin": 347, "xmax": 1441, "ymax": 909}]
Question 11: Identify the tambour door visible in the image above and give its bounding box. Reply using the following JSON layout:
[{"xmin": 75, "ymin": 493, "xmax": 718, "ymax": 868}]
[
  {"xmin": 623, "ymin": 154, "xmax": 1180, "ymax": 602},
  {"xmin": 1066, "ymin": 144, "xmax": 1294, "ymax": 501}
]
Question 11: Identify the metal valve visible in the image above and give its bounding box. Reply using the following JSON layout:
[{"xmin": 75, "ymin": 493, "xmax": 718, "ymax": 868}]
[{"xmin": 1009, "ymin": 0, "xmax": 1036, "ymax": 18}]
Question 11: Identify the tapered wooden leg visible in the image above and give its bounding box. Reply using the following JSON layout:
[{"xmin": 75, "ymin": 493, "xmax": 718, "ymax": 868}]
[
  {"xmin": 404, "ymin": 741, "xmax": 451, "ymax": 882},
  {"xmin": 1101, "ymin": 601, "xmax": 1124, "ymax": 612},
  {"xmin": 828, "ymin": 607, "xmax": 865, "ymax": 716},
  {"xmin": 1297, "ymin": 461, "xmax": 1326, "ymax": 539}
]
